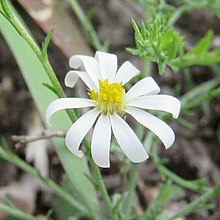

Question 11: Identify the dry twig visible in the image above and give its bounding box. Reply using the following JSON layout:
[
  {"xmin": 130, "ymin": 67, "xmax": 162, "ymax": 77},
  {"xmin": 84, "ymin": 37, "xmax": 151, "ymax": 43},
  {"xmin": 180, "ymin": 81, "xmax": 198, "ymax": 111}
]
[{"xmin": 11, "ymin": 130, "xmax": 66, "ymax": 148}]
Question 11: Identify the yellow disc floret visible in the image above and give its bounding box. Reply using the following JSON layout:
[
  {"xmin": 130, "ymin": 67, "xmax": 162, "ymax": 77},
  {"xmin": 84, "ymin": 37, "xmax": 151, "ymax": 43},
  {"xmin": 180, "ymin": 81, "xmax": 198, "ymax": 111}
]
[{"xmin": 88, "ymin": 79, "xmax": 126, "ymax": 115}]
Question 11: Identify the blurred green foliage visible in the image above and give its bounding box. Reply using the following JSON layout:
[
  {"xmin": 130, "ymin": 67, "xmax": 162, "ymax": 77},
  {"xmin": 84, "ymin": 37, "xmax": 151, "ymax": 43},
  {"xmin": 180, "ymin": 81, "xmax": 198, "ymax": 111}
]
[
  {"xmin": 127, "ymin": 19, "xmax": 183, "ymax": 74},
  {"xmin": 131, "ymin": 0, "xmax": 220, "ymax": 74},
  {"xmin": 171, "ymin": 31, "xmax": 220, "ymax": 70},
  {"xmin": 129, "ymin": 19, "xmax": 220, "ymax": 74}
]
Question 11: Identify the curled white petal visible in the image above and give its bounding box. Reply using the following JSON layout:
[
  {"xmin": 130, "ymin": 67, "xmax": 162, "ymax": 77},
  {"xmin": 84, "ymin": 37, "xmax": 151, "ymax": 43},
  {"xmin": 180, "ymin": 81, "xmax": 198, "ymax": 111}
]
[
  {"xmin": 46, "ymin": 98, "xmax": 95, "ymax": 126},
  {"xmin": 64, "ymin": 71, "xmax": 79, "ymax": 88},
  {"xmin": 126, "ymin": 107, "xmax": 175, "ymax": 149},
  {"xmin": 95, "ymin": 51, "xmax": 117, "ymax": 82},
  {"xmin": 125, "ymin": 77, "xmax": 160, "ymax": 101},
  {"xmin": 114, "ymin": 61, "xmax": 140, "ymax": 85},
  {"xmin": 91, "ymin": 114, "xmax": 111, "ymax": 168},
  {"xmin": 128, "ymin": 95, "xmax": 181, "ymax": 119},
  {"xmin": 110, "ymin": 113, "xmax": 149, "ymax": 163},
  {"xmin": 65, "ymin": 109, "xmax": 100, "ymax": 157},
  {"xmin": 65, "ymin": 70, "xmax": 97, "ymax": 91},
  {"xmin": 69, "ymin": 55, "xmax": 102, "ymax": 87}
]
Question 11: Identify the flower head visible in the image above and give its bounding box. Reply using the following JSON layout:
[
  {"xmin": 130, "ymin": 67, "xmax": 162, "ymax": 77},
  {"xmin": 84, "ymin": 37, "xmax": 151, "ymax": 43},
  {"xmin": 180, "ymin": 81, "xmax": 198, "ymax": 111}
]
[
  {"xmin": 88, "ymin": 79, "xmax": 125, "ymax": 115},
  {"xmin": 46, "ymin": 51, "xmax": 181, "ymax": 168}
]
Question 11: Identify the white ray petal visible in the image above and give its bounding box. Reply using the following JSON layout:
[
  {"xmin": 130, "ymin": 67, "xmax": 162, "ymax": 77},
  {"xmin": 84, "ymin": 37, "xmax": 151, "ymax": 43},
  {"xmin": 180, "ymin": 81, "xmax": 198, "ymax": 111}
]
[
  {"xmin": 114, "ymin": 61, "xmax": 140, "ymax": 85},
  {"xmin": 65, "ymin": 109, "xmax": 100, "ymax": 157},
  {"xmin": 65, "ymin": 70, "xmax": 97, "ymax": 91},
  {"xmin": 91, "ymin": 114, "xmax": 111, "ymax": 168},
  {"xmin": 128, "ymin": 95, "xmax": 181, "ymax": 119},
  {"xmin": 64, "ymin": 71, "xmax": 79, "ymax": 89},
  {"xmin": 110, "ymin": 113, "xmax": 149, "ymax": 163},
  {"xmin": 125, "ymin": 77, "xmax": 160, "ymax": 101},
  {"xmin": 95, "ymin": 51, "xmax": 117, "ymax": 82},
  {"xmin": 69, "ymin": 55, "xmax": 102, "ymax": 86},
  {"xmin": 46, "ymin": 98, "xmax": 95, "ymax": 126},
  {"xmin": 126, "ymin": 107, "xmax": 175, "ymax": 149}
]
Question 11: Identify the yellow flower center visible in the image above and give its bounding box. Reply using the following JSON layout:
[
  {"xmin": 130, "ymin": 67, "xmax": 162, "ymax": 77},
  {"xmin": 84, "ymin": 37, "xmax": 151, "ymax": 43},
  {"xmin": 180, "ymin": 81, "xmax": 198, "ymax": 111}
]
[{"xmin": 88, "ymin": 79, "xmax": 126, "ymax": 115}]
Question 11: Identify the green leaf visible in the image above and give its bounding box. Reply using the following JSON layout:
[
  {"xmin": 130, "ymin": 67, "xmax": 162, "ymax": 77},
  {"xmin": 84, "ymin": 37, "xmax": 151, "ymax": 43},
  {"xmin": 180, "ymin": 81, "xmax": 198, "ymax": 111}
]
[
  {"xmin": 128, "ymin": 18, "xmax": 184, "ymax": 74},
  {"xmin": 112, "ymin": 194, "xmax": 124, "ymax": 216},
  {"xmin": 0, "ymin": 0, "xmax": 12, "ymax": 18},
  {"xmin": 0, "ymin": 140, "xmax": 88, "ymax": 216},
  {"xmin": 0, "ymin": 203, "xmax": 37, "ymax": 220},
  {"xmin": 142, "ymin": 182, "xmax": 183, "ymax": 220},
  {"xmin": 180, "ymin": 77, "xmax": 220, "ymax": 112},
  {"xmin": 112, "ymin": 192, "xmax": 132, "ymax": 220},
  {"xmin": 188, "ymin": 30, "xmax": 213, "ymax": 56},
  {"xmin": 131, "ymin": 18, "xmax": 143, "ymax": 45},
  {"xmin": 168, "ymin": 183, "xmax": 220, "ymax": 220},
  {"xmin": 171, "ymin": 31, "xmax": 220, "ymax": 69},
  {"xmin": 42, "ymin": 28, "xmax": 55, "ymax": 60},
  {"xmin": 141, "ymin": 20, "xmax": 147, "ymax": 39},
  {"xmin": 158, "ymin": 62, "xmax": 166, "ymax": 75},
  {"xmin": 0, "ymin": 10, "xmax": 100, "ymax": 220},
  {"xmin": 42, "ymin": 82, "xmax": 58, "ymax": 95}
]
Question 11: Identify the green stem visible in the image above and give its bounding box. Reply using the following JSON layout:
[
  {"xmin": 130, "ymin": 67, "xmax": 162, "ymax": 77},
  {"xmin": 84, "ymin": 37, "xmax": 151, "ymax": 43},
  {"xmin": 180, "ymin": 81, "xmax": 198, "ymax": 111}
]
[
  {"xmin": 0, "ymin": 0, "xmax": 77, "ymax": 120},
  {"xmin": 84, "ymin": 140, "xmax": 116, "ymax": 219},
  {"xmin": 158, "ymin": 164, "xmax": 208, "ymax": 192},
  {"xmin": 150, "ymin": 143, "xmax": 209, "ymax": 193},
  {"xmin": 0, "ymin": 146, "xmax": 88, "ymax": 216},
  {"xmin": 67, "ymin": 0, "xmax": 105, "ymax": 51},
  {"xmin": 8, "ymin": 16, "xmax": 63, "ymax": 97},
  {"xmin": 0, "ymin": 203, "xmax": 37, "ymax": 220},
  {"xmin": 141, "ymin": 182, "xmax": 177, "ymax": 220},
  {"xmin": 168, "ymin": 183, "xmax": 220, "ymax": 220},
  {"xmin": 151, "ymin": 43, "xmax": 164, "ymax": 63},
  {"xmin": 123, "ymin": 164, "xmax": 139, "ymax": 219}
]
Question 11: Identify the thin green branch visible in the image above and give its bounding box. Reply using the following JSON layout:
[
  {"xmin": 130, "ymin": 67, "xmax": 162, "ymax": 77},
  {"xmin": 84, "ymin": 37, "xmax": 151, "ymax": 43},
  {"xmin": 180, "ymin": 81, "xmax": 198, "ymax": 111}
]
[
  {"xmin": 157, "ymin": 164, "xmax": 208, "ymax": 193},
  {"xmin": 0, "ymin": 144, "xmax": 88, "ymax": 216},
  {"xmin": 141, "ymin": 182, "xmax": 181, "ymax": 220},
  {"xmin": 150, "ymin": 144, "xmax": 209, "ymax": 193},
  {"xmin": 123, "ymin": 164, "xmax": 139, "ymax": 219},
  {"xmin": 8, "ymin": 15, "xmax": 64, "ymax": 98},
  {"xmin": 84, "ymin": 140, "xmax": 116, "ymax": 220},
  {"xmin": 0, "ymin": 0, "xmax": 77, "ymax": 120},
  {"xmin": 168, "ymin": 183, "xmax": 220, "ymax": 220},
  {"xmin": 67, "ymin": 0, "xmax": 105, "ymax": 51},
  {"xmin": 122, "ymin": 124, "xmax": 146, "ymax": 219},
  {"xmin": 0, "ymin": 203, "xmax": 37, "ymax": 220}
]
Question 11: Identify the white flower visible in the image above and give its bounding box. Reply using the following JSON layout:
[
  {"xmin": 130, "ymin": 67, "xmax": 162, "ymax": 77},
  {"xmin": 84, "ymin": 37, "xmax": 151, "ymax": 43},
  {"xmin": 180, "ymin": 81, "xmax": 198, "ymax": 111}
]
[{"xmin": 46, "ymin": 51, "xmax": 181, "ymax": 168}]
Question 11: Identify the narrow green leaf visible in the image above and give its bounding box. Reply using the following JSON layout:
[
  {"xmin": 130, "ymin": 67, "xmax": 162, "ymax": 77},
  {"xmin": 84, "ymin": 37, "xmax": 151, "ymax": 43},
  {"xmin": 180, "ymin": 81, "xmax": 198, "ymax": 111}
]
[
  {"xmin": 0, "ymin": 0, "xmax": 12, "ymax": 18},
  {"xmin": 141, "ymin": 21, "xmax": 147, "ymax": 39},
  {"xmin": 172, "ymin": 31, "xmax": 220, "ymax": 69},
  {"xmin": 112, "ymin": 194, "xmax": 123, "ymax": 216},
  {"xmin": 126, "ymin": 47, "xmax": 138, "ymax": 55},
  {"xmin": 169, "ymin": 183, "xmax": 220, "ymax": 220},
  {"xmin": 188, "ymin": 30, "xmax": 213, "ymax": 56},
  {"xmin": 131, "ymin": 18, "xmax": 143, "ymax": 44},
  {"xmin": 158, "ymin": 62, "xmax": 166, "ymax": 75},
  {"xmin": 0, "ymin": 203, "xmax": 37, "ymax": 220},
  {"xmin": 142, "ymin": 183, "xmax": 183, "ymax": 220},
  {"xmin": 181, "ymin": 77, "xmax": 220, "ymax": 111},
  {"xmin": 42, "ymin": 28, "xmax": 55, "ymax": 60},
  {"xmin": 42, "ymin": 82, "xmax": 58, "ymax": 95},
  {"xmin": 0, "ymin": 142, "xmax": 89, "ymax": 216}
]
